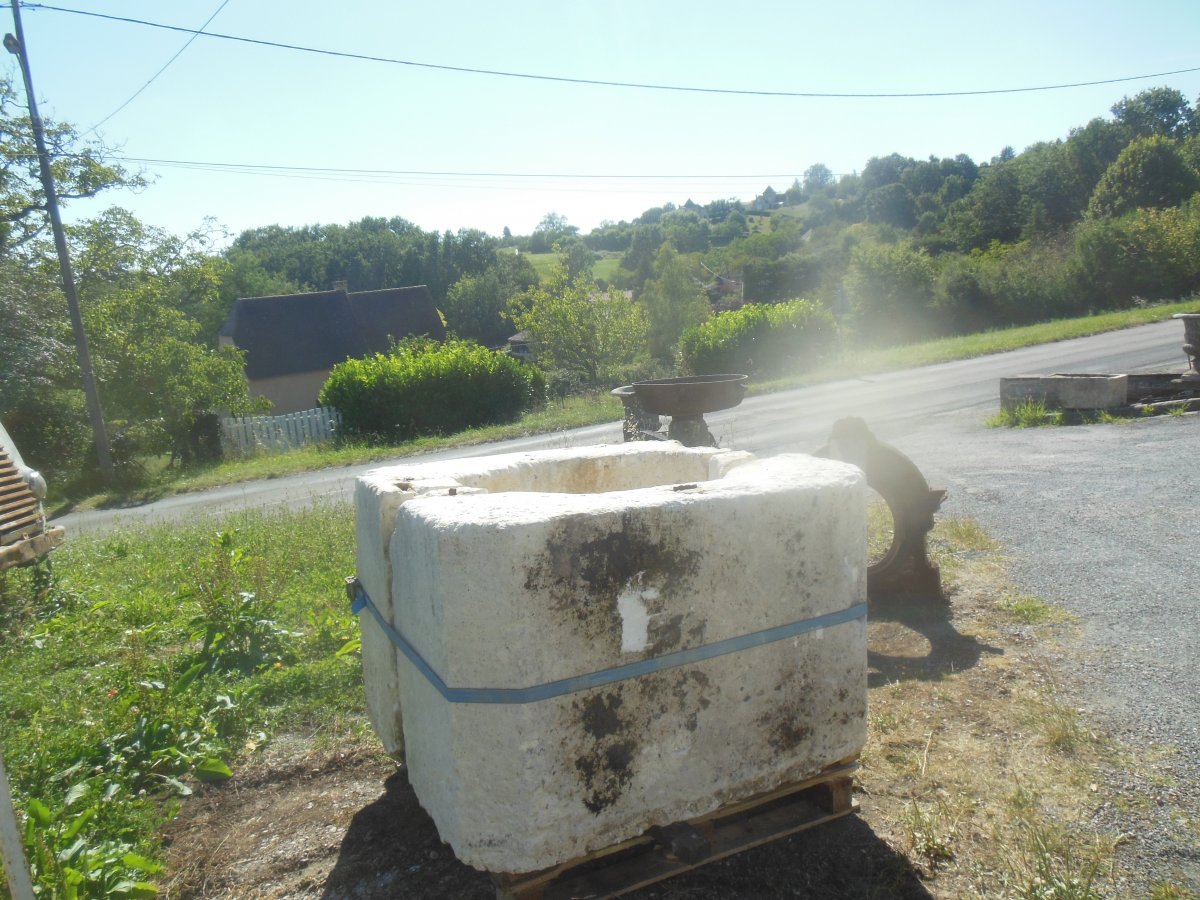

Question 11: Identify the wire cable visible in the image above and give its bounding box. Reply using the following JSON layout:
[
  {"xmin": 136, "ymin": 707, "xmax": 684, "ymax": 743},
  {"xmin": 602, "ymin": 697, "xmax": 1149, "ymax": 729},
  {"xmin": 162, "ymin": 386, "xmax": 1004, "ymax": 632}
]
[
  {"xmin": 22, "ymin": 3, "xmax": 1200, "ymax": 100},
  {"xmin": 113, "ymin": 155, "xmax": 811, "ymax": 180},
  {"xmin": 82, "ymin": 0, "xmax": 231, "ymax": 136}
]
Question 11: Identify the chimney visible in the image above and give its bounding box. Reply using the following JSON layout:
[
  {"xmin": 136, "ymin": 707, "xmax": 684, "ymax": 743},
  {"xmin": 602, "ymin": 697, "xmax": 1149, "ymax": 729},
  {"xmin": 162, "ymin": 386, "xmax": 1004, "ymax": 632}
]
[{"xmin": 332, "ymin": 279, "xmax": 348, "ymax": 293}]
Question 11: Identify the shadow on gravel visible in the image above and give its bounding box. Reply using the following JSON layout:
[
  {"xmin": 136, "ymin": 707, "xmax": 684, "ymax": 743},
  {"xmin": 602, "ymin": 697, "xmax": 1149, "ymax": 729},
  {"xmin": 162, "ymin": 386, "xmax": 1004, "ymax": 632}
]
[
  {"xmin": 322, "ymin": 766, "xmax": 935, "ymax": 899},
  {"xmin": 867, "ymin": 590, "xmax": 1002, "ymax": 689}
]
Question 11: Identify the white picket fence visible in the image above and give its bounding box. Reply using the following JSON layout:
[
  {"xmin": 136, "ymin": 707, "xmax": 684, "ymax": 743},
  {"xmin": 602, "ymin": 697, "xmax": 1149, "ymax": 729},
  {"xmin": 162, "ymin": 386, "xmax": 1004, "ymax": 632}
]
[{"xmin": 219, "ymin": 407, "xmax": 342, "ymax": 456}]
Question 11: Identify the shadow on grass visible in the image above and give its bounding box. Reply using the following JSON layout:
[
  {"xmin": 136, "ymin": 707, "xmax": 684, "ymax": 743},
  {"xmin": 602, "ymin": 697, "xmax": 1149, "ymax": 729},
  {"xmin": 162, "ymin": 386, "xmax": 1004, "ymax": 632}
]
[
  {"xmin": 867, "ymin": 589, "xmax": 1003, "ymax": 689},
  {"xmin": 322, "ymin": 766, "xmax": 933, "ymax": 900}
]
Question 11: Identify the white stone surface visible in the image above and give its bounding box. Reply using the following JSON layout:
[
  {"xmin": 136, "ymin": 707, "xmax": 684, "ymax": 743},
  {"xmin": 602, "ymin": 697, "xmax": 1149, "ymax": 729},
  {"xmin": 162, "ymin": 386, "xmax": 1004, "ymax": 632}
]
[
  {"xmin": 1051, "ymin": 373, "xmax": 1128, "ymax": 409},
  {"xmin": 354, "ymin": 443, "xmax": 867, "ymax": 873}
]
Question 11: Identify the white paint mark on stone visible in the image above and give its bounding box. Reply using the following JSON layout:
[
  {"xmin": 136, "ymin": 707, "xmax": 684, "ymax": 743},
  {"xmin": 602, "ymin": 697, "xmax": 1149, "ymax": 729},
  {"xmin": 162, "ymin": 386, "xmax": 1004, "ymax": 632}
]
[{"xmin": 617, "ymin": 574, "xmax": 658, "ymax": 653}]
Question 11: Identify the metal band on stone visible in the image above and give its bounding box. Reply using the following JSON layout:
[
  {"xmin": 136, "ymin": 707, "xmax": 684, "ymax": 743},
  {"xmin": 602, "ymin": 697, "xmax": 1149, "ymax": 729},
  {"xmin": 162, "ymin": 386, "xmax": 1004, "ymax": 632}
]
[{"xmin": 347, "ymin": 577, "xmax": 867, "ymax": 705}]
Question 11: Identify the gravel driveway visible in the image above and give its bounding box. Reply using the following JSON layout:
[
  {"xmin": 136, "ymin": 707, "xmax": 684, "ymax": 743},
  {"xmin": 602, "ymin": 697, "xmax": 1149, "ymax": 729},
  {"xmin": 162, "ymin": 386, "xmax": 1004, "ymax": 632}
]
[{"xmin": 890, "ymin": 409, "xmax": 1200, "ymax": 891}]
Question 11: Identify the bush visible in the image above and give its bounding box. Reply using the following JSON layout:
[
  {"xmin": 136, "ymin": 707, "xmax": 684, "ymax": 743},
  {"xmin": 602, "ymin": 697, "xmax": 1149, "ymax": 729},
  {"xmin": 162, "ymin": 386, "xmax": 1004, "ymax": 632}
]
[
  {"xmin": 1073, "ymin": 198, "xmax": 1200, "ymax": 307},
  {"xmin": 932, "ymin": 237, "xmax": 1079, "ymax": 333},
  {"xmin": 678, "ymin": 299, "xmax": 836, "ymax": 376},
  {"xmin": 319, "ymin": 339, "xmax": 546, "ymax": 443}
]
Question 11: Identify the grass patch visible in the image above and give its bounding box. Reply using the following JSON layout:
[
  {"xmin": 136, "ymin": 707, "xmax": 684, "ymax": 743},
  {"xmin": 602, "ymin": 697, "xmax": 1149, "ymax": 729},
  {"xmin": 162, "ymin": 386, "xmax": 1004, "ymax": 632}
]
[
  {"xmin": 525, "ymin": 251, "xmax": 621, "ymax": 284},
  {"xmin": 997, "ymin": 594, "xmax": 1072, "ymax": 625},
  {"xmin": 986, "ymin": 400, "xmax": 1063, "ymax": 428},
  {"xmin": 836, "ymin": 300, "xmax": 1199, "ymax": 376},
  {"xmin": 858, "ymin": 516, "xmax": 1141, "ymax": 897},
  {"xmin": 0, "ymin": 503, "xmax": 361, "ymax": 896},
  {"xmin": 53, "ymin": 392, "xmax": 623, "ymax": 514}
]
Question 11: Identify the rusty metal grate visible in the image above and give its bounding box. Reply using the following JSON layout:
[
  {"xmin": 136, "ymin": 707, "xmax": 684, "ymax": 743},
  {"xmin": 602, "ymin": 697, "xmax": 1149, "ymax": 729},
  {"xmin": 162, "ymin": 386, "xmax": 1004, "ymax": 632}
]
[{"xmin": 0, "ymin": 447, "xmax": 42, "ymax": 546}]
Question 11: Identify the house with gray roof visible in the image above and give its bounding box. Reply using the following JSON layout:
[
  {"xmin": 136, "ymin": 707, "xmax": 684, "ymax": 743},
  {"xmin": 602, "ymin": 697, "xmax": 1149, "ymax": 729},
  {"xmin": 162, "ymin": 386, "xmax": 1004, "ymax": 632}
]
[{"xmin": 219, "ymin": 284, "xmax": 445, "ymax": 413}]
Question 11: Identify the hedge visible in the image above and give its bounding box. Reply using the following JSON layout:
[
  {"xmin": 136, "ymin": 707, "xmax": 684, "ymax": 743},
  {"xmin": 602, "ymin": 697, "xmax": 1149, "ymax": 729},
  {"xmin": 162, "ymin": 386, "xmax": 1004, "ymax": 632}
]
[
  {"xmin": 678, "ymin": 299, "xmax": 837, "ymax": 376},
  {"xmin": 319, "ymin": 339, "xmax": 546, "ymax": 442}
]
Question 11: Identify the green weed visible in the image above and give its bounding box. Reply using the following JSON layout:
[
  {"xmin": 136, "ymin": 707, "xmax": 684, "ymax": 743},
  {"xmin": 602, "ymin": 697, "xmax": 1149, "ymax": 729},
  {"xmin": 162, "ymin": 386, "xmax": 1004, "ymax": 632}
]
[
  {"xmin": 998, "ymin": 594, "xmax": 1069, "ymax": 625},
  {"xmin": 0, "ymin": 504, "xmax": 360, "ymax": 896},
  {"xmin": 987, "ymin": 400, "xmax": 1063, "ymax": 428},
  {"xmin": 1150, "ymin": 882, "xmax": 1199, "ymax": 899},
  {"xmin": 22, "ymin": 796, "xmax": 162, "ymax": 899},
  {"xmin": 1017, "ymin": 821, "xmax": 1104, "ymax": 900},
  {"xmin": 902, "ymin": 797, "xmax": 958, "ymax": 867}
]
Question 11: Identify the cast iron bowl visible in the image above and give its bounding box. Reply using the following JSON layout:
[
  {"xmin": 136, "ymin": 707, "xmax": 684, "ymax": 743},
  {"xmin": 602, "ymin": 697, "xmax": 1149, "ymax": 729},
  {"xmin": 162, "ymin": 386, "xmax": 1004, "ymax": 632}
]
[{"xmin": 630, "ymin": 374, "xmax": 749, "ymax": 417}]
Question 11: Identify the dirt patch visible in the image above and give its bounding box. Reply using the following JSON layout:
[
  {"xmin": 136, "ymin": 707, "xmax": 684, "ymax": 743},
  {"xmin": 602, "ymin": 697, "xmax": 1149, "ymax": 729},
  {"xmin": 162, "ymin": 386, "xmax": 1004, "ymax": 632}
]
[
  {"xmin": 161, "ymin": 743, "xmax": 928, "ymax": 899},
  {"xmin": 160, "ymin": 525, "xmax": 1134, "ymax": 899}
]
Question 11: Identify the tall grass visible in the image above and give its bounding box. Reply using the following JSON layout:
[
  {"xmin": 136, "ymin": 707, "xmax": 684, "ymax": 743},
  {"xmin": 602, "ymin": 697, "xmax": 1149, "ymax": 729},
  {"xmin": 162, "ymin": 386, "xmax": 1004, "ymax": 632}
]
[{"xmin": 0, "ymin": 504, "xmax": 360, "ymax": 896}]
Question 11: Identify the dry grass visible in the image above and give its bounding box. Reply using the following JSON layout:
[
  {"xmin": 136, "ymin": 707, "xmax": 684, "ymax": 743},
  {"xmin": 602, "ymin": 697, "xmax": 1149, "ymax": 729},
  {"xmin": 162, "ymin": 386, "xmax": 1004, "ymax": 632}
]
[{"xmin": 859, "ymin": 515, "xmax": 1131, "ymax": 898}]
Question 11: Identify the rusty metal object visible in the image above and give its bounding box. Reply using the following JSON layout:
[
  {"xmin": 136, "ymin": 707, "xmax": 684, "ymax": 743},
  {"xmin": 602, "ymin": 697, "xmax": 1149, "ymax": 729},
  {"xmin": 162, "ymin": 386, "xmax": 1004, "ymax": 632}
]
[
  {"xmin": 665, "ymin": 415, "xmax": 715, "ymax": 448},
  {"xmin": 815, "ymin": 417, "xmax": 946, "ymax": 601},
  {"xmin": 630, "ymin": 375, "xmax": 748, "ymax": 417},
  {"xmin": 612, "ymin": 375, "xmax": 747, "ymax": 447},
  {"xmin": 1172, "ymin": 313, "xmax": 1200, "ymax": 387},
  {"xmin": 610, "ymin": 385, "xmax": 663, "ymax": 442}
]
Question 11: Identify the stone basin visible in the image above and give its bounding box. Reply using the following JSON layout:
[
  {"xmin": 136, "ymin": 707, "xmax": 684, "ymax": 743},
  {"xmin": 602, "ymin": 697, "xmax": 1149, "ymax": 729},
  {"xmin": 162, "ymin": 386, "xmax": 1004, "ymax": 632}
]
[{"xmin": 354, "ymin": 442, "xmax": 867, "ymax": 872}]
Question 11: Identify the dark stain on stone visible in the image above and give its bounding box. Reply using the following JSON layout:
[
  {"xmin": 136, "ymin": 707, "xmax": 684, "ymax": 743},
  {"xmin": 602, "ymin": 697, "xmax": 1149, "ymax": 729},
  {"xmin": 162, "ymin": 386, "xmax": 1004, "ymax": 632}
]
[
  {"xmin": 768, "ymin": 718, "xmax": 812, "ymax": 753},
  {"xmin": 580, "ymin": 692, "xmax": 624, "ymax": 739},
  {"xmin": 575, "ymin": 738, "xmax": 637, "ymax": 814},
  {"xmin": 574, "ymin": 513, "xmax": 702, "ymax": 600},
  {"xmin": 649, "ymin": 613, "xmax": 684, "ymax": 655},
  {"xmin": 783, "ymin": 527, "xmax": 806, "ymax": 555},
  {"xmin": 522, "ymin": 511, "xmax": 703, "ymax": 649}
]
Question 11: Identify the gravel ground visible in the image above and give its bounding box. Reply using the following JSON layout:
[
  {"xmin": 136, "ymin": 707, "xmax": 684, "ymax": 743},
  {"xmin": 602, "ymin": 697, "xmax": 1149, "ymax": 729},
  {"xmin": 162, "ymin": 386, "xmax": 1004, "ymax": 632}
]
[{"xmin": 891, "ymin": 409, "xmax": 1200, "ymax": 892}]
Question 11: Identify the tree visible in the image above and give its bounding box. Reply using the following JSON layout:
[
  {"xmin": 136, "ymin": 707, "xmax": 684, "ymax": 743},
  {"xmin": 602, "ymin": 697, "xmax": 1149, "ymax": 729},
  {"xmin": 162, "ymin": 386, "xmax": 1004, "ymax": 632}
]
[
  {"xmin": 618, "ymin": 223, "xmax": 666, "ymax": 289},
  {"xmin": 85, "ymin": 280, "xmax": 259, "ymax": 463},
  {"xmin": 1087, "ymin": 135, "xmax": 1200, "ymax": 219},
  {"xmin": 529, "ymin": 211, "xmax": 578, "ymax": 253},
  {"xmin": 0, "ymin": 78, "xmax": 140, "ymax": 256},
  {"xmin": 555, "ymin": 235, "xmax": 598, "ymax": 282},
  {"xmin": 70, "ymin": 210, "xmax": 263, "ymax": 463},
  {"xmin": 861, "ymin": 154, "xmax": 916, "ymax": 191},
  {"xmin": 442, "ymin": 250, "xmax": 538, "ymax": 346},
  {"xmin": 640, "ymin": 244, "xmax": 710, "ymax": 362},
  {"xmin": 865, "ymin": 182, "xmax": 917, "ymax": 228},
  {"xmin": 1111, "ymin": 87, "xmax": 1197, "ymax": 140},
  {"xmin": 508, "ymin": 252, "xmax": 648, "ymax": 386},
  {"xmin": 803, "ymin": 163, "xmax": 835, "ymax": 193},
  {"xmin": 945, "ymin": 163, "xmax": 1023, "ymax": 249}
]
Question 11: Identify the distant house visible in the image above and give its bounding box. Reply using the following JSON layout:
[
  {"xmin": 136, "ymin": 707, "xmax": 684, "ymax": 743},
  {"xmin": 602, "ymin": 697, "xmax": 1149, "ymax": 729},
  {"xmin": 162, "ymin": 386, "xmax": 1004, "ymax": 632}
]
[
  {"xmin": 751, "ymin": 185, "xmax": 782, "ymax": 212},
  {"xmin": 219, "ymin": 284, "xmax": 445, "ymax": 414},
  {"xmin": 506, "ymin": 329, "xmax": 535, "ymax": 363}
]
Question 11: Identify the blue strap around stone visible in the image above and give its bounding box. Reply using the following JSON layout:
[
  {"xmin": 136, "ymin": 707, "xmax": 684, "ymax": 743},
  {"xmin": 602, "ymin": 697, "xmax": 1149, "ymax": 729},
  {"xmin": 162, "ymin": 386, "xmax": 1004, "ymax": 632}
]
[{"xmin": 346, "ymin": 577, "xmax": 866, "ymax": 705}]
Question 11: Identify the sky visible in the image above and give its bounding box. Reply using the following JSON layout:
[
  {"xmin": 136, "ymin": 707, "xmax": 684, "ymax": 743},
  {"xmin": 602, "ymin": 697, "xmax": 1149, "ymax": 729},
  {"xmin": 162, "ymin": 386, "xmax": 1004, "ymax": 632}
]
[{"xmin": 6, "ymin": 0, "xmax": 1200, "ymax": 244}]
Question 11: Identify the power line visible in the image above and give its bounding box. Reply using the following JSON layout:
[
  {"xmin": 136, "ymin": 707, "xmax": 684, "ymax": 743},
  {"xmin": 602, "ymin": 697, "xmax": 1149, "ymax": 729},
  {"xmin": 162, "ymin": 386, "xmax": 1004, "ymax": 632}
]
[
  {"xmin": 114, "ymin": 155, "xmax": 813, "ymax": 180},
  {"xmin": 82, "ymin": 0, "xmax": 231, "ymax": 136},
  {"xmin": 117, "ymin": 157, "xmax": 800, "ymax": 195},
  {"xmin": 23, "ymin": 3, "xmax": 1200, "ymax": 99}
]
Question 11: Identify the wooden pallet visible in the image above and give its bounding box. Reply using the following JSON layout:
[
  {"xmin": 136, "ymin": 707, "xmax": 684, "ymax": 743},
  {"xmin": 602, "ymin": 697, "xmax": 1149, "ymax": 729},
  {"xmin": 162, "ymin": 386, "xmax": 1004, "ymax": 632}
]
[{"xmin": 493, "ymin": 759, "xmax": 858, "ymax": 900}]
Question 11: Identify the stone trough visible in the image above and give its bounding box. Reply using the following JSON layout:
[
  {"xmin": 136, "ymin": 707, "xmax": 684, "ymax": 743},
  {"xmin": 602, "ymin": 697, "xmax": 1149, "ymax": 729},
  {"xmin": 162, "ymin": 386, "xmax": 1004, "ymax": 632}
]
[
  {"xmin": 353, "ymin": 442, "xmax": 868, "ymax": 873},
  {"xmin": 998, "ymin": 312, "xmax": 1200, "ymax": 416}
]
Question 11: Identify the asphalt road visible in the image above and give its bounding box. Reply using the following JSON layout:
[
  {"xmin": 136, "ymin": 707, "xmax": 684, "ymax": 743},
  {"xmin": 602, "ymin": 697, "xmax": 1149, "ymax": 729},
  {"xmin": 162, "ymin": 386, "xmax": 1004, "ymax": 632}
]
[
  {"xmin": 54, "ymin": 317, "xmax": 1198, "ymax": 886},
  {"xmin": 56, "ymin": 318, "xmax": 1184, "ymax": 534}
]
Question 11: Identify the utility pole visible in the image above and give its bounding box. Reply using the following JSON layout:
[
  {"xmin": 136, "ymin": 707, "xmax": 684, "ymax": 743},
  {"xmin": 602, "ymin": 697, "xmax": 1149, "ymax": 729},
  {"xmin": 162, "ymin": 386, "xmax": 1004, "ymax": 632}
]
[{"xmin": 5, "ymin": 0, "xmax": 113, "ymax": 480}]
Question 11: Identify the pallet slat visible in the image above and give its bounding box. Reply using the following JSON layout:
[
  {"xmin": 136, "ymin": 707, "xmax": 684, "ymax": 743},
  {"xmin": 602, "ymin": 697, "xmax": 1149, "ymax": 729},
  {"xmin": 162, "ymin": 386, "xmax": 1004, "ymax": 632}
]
[{"xmin": 494, "ymin": 762, "xmax": 858, "ymax": 900}]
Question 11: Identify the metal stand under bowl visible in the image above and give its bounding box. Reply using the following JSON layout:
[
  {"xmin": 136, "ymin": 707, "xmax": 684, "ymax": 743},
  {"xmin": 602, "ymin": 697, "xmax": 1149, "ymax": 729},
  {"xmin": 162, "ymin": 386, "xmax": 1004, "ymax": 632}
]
[{"xmin": 612, "ymin": 375, "xmax": 748, "ymax": 447}]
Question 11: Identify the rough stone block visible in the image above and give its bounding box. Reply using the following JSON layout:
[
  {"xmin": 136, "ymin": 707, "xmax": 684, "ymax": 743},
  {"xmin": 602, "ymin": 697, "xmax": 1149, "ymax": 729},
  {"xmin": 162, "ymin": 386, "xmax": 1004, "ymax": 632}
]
[
  {"xmin": 355, "ymin": 443, "xmax": 866, "ymax": 872},
  {"xmin": 999, "ymin": 375, "xmax": 1058, "ymax": 410},
  {"xmin": 1051, "ymin": 373, "xmax": 1128, "ymax": 409}
]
